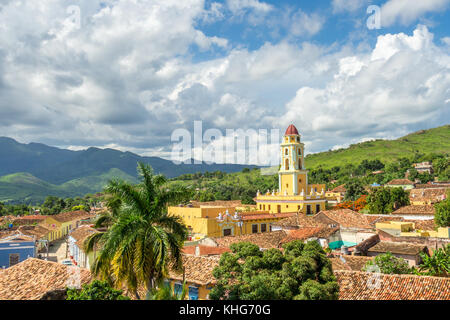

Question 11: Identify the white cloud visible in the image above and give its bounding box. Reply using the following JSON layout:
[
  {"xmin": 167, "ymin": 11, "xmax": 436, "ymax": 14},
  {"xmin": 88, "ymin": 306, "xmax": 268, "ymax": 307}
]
[
  {"xmin": 290, "ymin": 10, "xmax": 325, "ymax": 37},
  {"xmin": 281, "ymin": 25, "xmax": 450, "ymax": 154},
  {"xmin": 0, "ymin": 1, "xmax": 448, "ymax": 164},
  {"xmin": 380, "ymin": 0, "xmax": 450, "ymax": 27}
]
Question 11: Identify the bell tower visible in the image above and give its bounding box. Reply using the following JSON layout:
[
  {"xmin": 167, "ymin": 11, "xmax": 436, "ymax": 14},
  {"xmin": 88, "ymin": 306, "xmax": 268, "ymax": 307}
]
[{"xmin": 279, "ymin": 124, "xmax": 308, "ymax": 196}]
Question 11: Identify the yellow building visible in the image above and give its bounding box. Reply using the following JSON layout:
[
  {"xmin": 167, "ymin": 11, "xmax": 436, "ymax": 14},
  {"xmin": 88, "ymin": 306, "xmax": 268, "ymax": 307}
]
[
  {"xmin": 40, "ymin": 211, "xmax": 96, "ymax": 241},
  {"xmin": 255, "ymin": 124, "xmax": 326, "ymax": 215},
  {"xmin": 168, "ymin": 204, "xmax": 294, "ymax": 238}
]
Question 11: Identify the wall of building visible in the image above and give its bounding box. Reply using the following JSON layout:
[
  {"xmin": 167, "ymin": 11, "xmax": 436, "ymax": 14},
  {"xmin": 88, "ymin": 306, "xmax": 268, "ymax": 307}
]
[
  {"xmin": 340, "ymin": 229, "xmax": 376, "ymax": 244},
  {"xmin": 0, "ymin": 240, "xmax": 35, "ymax": 268},
  {"xmin": 367, "ymin": 252, "xmax": 419, "ymax": 267}
]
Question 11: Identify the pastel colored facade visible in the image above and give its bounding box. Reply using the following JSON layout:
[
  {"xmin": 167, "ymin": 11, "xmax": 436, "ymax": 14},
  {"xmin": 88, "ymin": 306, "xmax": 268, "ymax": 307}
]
[
  {"xmin": 168, "ymin": 205, "xmax": 294, "ymax": 238},
  {"xmin": 0, "ymin": 235, "xmax": 36, "ymax": 269},
  {"xmin": 255, "ymin": 125, "xmax": 326, "ymax": 215},
  {"xmin": 40, "ymin": 211, "xmax": 95, "ymax": 241}
]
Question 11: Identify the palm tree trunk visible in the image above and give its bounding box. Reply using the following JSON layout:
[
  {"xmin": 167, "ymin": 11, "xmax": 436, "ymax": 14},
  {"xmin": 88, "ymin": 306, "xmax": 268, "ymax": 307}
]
[{"xmin": 134, "ymin": 290, "xmax": 141, "ymax": 300}]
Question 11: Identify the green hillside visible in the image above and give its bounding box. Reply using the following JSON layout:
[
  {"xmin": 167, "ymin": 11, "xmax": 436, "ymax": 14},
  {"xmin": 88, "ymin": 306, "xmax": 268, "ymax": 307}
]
[
  {"xmin": 304, "ymin": 125, "xmax": 450, "ymax": 170},
  {"xmin": 0, "ymin": 168, "xmax": 137, "ymax": 204}
]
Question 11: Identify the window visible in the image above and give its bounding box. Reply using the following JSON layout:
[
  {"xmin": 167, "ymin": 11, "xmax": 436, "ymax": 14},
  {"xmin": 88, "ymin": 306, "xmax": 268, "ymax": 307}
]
[
  {"xmin": 261, "ymin": 224, "xmax": 267, "ymax": 233},
  {"xmin": 268, "ymin": 205, "xmax": 271, "ymax": 211},
  {"xmin": 174, "ymin": 283, "xmax": 183, "ymax": 296},
  {"xmin": 188, "ymin": 286, "xmax": 199, "ymax": 300},
  {"xmin": 277, "ymin": 205, "xmax": 281, "ymax": 213},
  {"xmin": 263, "ymin": 205, "xmax": 265, "ymax": 210},
  {"xmin": 223, "ymin": 228, "xmax": 232, "ymax": 236},
  {"xmin": 285, "ymin": 148, "xmax": 289, "ymax": 155},
  {"xmin": 252, "ymin": 224, "xmax": 258, "ymax": 233},
  {"xmin": 9, "ymin": 253, "xmax": 19, "ymax": 267},
  {"xmin": 297, "ymin": 205, "xmax": 301, "ymax": 210},
  {"xmin": 259, "ymin": 204, "xmax": 262, "ymax": 210},
  {"xmin": 316, "ymin": 204, "xmax": 321, "ymax": 213},
  {"xmin": 306, "ymin": 205, "xmax": 311, "ymax": 215},
  {"xmin": 298, "ymin": 148, "xmax": 301, "ymax": 154},
  {"xmin": 285, "ymin": 159, "xmax": 289, "ymax": 170}
]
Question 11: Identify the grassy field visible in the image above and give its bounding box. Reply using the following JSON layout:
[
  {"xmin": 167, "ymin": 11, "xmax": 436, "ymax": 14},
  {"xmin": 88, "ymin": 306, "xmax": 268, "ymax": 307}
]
[{"xmin": 304, "ymin": 125, "xmax": 450, "ymax": 170}]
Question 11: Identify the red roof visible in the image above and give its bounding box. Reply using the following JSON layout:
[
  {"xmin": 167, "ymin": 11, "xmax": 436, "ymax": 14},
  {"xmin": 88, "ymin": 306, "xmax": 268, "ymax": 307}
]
[{"xmin": 285, "ymin": 124, "xmax": 299, "ymax": 135}]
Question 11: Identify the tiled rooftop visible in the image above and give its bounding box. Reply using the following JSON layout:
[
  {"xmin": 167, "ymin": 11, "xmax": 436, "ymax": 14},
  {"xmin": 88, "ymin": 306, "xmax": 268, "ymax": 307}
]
[
  {"xmin": 182, "ymin": 245, "xmax": 231, "ymax": 256},
  {"xmin": 318, "ymin": 209, "xmax": 372, "ymax": 229},
  {"xmin": 409, "ymin": 188, "xmax": 447, "ymax": 203},
  {"xmin": 331, "ymin": 184, "xmax": 346, "ymax": 193},
  {"xmin": 17, "ymin": 225, "xmax": 51, "ymax": 239},
  {"xmin": 211, "ymin": 230, "xmax": 288, "ymax": 249},
  {"xmin": 0, "ymin": 258, "xmax": 91, "ymax": 300},
  {"xmin": 271, "ymin": 213, "xmax": 328, "ymax": 229},
  {"xmin": 52, "ymin": 210, "xmax": 96, "ymax": 223},
  {"xmin": 280, "ymin": 227, "xmax": 339, "ymax": 244},
  {"xmin": 69, "ymin": 225, "xmax": 99, "ymax": 250},
  {"xmin": 330, "ymin": 255, "xmax": 374, "ymax": 271},
  {"xmin": 335, "ymin": 270, "xmax": 450, "ymax": 300},
  {"xmin": 386, "ymin": 179, "xmax": 414, "ymax": 185},
  {"xmin": 367, "ymin": 241, "xmax": 427, "ymax": 255},
  {"xmin": 392, "ymin": 205, "xmax": 435, "ymax": 215},
  {"xmin": 168, "ymin": 255, "xmax": 220, "ymax": 286}
]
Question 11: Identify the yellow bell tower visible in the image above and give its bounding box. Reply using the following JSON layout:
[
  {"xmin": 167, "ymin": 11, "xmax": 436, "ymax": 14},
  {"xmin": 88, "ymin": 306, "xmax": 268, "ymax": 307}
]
[{"xmin": 279, "ymin": 124, "xmax": 308, "ymax": 196}]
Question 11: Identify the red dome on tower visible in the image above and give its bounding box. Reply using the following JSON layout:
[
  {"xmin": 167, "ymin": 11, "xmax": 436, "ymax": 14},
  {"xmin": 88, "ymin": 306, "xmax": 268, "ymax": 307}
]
[{"xmin": 285, "ymin": 124, "xmax": 299, "ymax": 135}]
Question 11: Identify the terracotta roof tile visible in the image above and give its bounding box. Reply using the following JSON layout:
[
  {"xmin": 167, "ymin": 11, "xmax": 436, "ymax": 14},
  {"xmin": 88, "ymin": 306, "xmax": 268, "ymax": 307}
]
[
  {"xmin": 392, "ymin": 205, "xmax": 435, "ymax": 215},
  {"xmin": 52, "ymin": 210, "xmax": 96, "ymax": 223},
  {"xmin": 335, "ymin": 270, "xmax": 450, "ymax": 300},
  {"xmin": 168, "ymin": 255, "xmax": 220, "ymax": 286},
  {"xmin": 367, "ymin": 241, "xmax": 427, "ymax": 255},
  {"xmin": 280, "ymin": 227, "xmax": 339, "ymax": 244},
  {"xmin": 182, "ymin": 245, "xmax": 231, "ymax": 256},
  {"xmin": 386, "ymin": 179, "xmax": 414, "ymax": 185},
  {"xmin": 0, "ymin": 258, "xmax": 91, "ymax": 300},
  {"xmin": 69, "ymin": 225, "xmax": 99, "ymax": 250},
  {"xmin": 331, "ymin": 184, "xmax": 346, "ymax": 193},
  {"xmin": 211, "ymin": 231, "xmax": 288, "ymax": 249},
  {"xmin": 331, "ymin": 256, "xmax": 374, "ymax": 271},
  {"xmin": 319, "ymin": 209, "xmax": 371, "ymax": 229},
  {"xmin": 409, "ymin": 188, "xmax": 447, "ymax": 203}
]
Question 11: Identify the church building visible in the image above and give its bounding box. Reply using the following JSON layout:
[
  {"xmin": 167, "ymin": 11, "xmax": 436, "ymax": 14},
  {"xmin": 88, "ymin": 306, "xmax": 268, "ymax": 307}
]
[{"xmin": 255, "ymin": 124, "xmax": 326, "ymax": 215}]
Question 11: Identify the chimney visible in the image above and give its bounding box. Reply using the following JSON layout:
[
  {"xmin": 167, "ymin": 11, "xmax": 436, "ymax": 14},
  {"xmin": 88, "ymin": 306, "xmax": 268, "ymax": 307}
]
[{"xmin": 195, "ymin": 245, "xmax": 200, "ymax": 257}]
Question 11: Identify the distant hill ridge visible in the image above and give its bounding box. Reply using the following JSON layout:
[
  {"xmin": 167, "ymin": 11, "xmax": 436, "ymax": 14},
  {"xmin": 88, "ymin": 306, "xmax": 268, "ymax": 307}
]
[
  {"xmin": 304, "ymin": 125, "xmax": 450, "ymax": 169},
  {"xmin": 0, "ymin": 124, "xmax": 449, "ymax": 203}
]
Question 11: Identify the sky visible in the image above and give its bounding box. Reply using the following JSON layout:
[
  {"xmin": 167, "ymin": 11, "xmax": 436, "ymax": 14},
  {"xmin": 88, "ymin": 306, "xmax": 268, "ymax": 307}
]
[{"xmin": 0, "ymin": 0, "xmax": 449, "ymax": 164}]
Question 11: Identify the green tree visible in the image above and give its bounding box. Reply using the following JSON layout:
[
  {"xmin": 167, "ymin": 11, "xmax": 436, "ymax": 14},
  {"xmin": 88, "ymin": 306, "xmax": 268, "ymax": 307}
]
[
  {"xmin": 344, "ymin": 180, "xmax": 366, "ymax": 201},
  {"xmin": 418, "ymin": 245, "xmax": 449, "ymax": 277},
  {"xmin": 434, "ymin": 193, "xmax": 450, "ymax": 227},
  {"xmin": 367, "ymin": 187, "xmax": 409, "ymax": 214},
  {"xmin": 363, "ymin": 252, "xmax": 412, "ymax": 274},
  {"xmin": 209, "ymin": 241, "xmax": 339, "ymax": 300},
  {"xmin": 66, "ymin": 280, "xmax": 130, "ymax": 300},
  {"xmin": 367, "ymin": 187, "xmax": 392, "ymax": 214},
  {"xmin": 389, "ymin": 187, "xmax": 410, "ymax": 210},
  {"xmin": 87, "ymin": 163, "xmax": 190, "ymax": 299},
  {"xmin": 146, "ymin": 280, "xmax": 187, "ymax": 300}
]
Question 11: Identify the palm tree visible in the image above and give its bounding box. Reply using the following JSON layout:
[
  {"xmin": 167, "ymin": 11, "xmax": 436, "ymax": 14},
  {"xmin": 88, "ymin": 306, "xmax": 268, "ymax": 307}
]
[
  {"xmin": 86, "ymin": 163, "xmax": 189, "ymax": 299},
  {"xmin": 146, "ymin": 280, "xmax": 188, "ymax": 300}
]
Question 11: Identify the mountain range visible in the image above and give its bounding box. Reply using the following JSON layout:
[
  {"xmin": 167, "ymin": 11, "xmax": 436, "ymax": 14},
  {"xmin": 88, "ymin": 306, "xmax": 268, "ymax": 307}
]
[
  {"xmin": 1, "ymin": 124, "xmax": 449, "ymax": 204},
  {"xmin": 0, "ymin": 137, "xmax": 257, "ymax": 204}
]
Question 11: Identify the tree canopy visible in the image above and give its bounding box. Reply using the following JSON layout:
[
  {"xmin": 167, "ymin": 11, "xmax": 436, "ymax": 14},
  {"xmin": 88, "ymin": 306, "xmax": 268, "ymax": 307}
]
[{"xmin": 209, "ymin": 241, "xmax": 339, "ymax": 300}]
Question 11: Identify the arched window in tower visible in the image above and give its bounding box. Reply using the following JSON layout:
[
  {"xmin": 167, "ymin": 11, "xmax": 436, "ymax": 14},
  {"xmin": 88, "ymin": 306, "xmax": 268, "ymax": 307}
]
[
  {"xmin": 285, "ymin": 158, "xmax": 289, "ymax": 170},
  {"xmin": 298, "ymin": 160, "xmax": 302, "ymax": 169},
  {"xmin": 285, "ymin": 148, "xmax": 288, "ymax": 155},
  {"xmin": 298, "ymin": 148, "xmax": 301, "ymax": 155}
]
